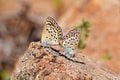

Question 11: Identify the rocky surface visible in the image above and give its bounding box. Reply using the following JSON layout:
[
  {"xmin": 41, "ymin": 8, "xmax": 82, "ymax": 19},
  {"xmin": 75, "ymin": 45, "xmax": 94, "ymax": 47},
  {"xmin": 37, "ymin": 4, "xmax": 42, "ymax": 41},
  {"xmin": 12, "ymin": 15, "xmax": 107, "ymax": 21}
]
[
  {"xmin": 59, "ymin": 0, "xmax": 120, "ymax": 73},
  {"xmin": 0, "ymin": 0, "xmax": 120, "ymax": 79},
  {"xmin": 11, "ymin": 42, "xmax": 120, "ymax": 80}
]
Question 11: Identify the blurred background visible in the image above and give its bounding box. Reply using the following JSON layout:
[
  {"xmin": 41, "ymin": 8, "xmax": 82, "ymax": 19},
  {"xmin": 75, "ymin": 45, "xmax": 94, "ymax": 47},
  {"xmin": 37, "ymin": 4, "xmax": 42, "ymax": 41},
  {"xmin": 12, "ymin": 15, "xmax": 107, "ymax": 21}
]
[{"xmin": 0, "ymin": 0, "xmax": 120, "ymax": 79}]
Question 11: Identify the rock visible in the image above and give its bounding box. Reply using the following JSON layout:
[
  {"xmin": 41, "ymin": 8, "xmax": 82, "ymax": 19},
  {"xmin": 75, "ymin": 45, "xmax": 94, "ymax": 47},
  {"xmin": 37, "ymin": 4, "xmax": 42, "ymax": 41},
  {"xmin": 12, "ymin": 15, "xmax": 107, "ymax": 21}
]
[
  {"xmin": 58, "ymin": 0, "xmax": 120, "ymax": 73},
  {"xmin": 11, "ymin": 42, "xmax": 120, "ymax": 80}
]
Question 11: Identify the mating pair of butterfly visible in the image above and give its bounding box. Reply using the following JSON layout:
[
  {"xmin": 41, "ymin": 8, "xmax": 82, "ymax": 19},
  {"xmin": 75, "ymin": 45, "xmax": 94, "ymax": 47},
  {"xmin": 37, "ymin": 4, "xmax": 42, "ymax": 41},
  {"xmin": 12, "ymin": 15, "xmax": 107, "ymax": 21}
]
[{"xmin": 41, "ymin": 16, "xmax": 80, "ymax": 58}]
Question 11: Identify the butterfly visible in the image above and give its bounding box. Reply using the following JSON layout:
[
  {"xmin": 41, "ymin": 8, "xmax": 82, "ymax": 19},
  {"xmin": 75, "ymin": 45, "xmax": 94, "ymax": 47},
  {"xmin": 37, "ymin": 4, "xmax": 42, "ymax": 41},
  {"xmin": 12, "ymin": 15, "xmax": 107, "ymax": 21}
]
[
  {"xmin": 58, "ymin": 28, "xmax": 81, "ymax": 58},
  {"xmin": 41, "ymin": 16, "xmax": 81, "ymax": 58},
  {"xmin": 41, "ymin": 16, "xmax": 63, "ymax": 45}
]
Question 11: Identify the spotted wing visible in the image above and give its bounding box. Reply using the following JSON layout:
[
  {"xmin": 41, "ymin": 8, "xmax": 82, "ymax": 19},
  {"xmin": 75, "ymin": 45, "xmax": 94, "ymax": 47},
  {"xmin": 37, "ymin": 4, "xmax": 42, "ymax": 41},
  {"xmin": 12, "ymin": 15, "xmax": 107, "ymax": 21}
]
[
  {"xmin": 62, "ymin": 28, "xmax": 81, "ymax": 57},
  {"xmin": 41, "ymin": 16, "xmax": 63, "ymax": 44}
]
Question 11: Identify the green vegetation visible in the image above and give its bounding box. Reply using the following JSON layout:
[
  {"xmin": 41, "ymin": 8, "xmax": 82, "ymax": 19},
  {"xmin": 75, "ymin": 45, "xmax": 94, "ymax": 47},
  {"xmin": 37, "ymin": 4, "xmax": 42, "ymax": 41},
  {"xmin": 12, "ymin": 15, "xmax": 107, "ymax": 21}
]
[
  {"xmin": 75, "ymin": 19, "xmax": 90, "ymax": 50},
  {"xmin": 0, "ymin": 70, "xmax": 10, "ymax": 80},
  {"xmin": 103, "ymin": 53, "xmax": 112, "ymax": 60}
]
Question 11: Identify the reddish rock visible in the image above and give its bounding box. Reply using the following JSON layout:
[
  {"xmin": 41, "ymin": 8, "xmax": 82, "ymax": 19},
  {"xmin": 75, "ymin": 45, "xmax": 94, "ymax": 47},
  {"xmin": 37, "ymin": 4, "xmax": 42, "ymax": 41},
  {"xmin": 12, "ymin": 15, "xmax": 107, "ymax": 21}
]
[
  {"xmin": 11, "ymin": 42, "xmax": 120, "ymax": 80},
  {"xmin": 59, "ymin": 0, "xmax": 120, "ymax": 73}
]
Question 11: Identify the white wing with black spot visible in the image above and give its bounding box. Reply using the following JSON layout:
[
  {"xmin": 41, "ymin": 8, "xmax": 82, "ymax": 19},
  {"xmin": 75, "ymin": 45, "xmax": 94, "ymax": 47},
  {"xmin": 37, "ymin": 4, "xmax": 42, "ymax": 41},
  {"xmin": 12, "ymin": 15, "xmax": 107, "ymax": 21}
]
[
  {"xmin": 41, "ymin": 16, "xmax": 63, "ymax": 44},
  {"xmin": 61, "ymin": 28, "xmax": 81, "ymax": 57}
]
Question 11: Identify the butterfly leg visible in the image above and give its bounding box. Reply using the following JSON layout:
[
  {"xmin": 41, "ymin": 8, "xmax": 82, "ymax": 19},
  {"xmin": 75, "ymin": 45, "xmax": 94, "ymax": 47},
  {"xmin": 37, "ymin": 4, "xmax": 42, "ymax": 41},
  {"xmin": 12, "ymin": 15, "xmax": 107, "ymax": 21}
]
[{"xmin": 64, "ymin": 47, "xmax": 75, "ymax": 58}]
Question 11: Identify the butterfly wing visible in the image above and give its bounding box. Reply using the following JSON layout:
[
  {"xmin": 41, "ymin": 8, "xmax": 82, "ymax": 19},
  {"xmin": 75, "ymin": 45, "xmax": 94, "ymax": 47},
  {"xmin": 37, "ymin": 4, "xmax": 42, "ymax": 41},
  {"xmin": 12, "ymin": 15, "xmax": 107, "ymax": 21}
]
[
  {"xmin": 41, "ymin": 16, "xmax": 63, "ymax": 45},
  {"xmin": 62, "ymin": 28, "xmax": 81, "ymax": 57}
]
